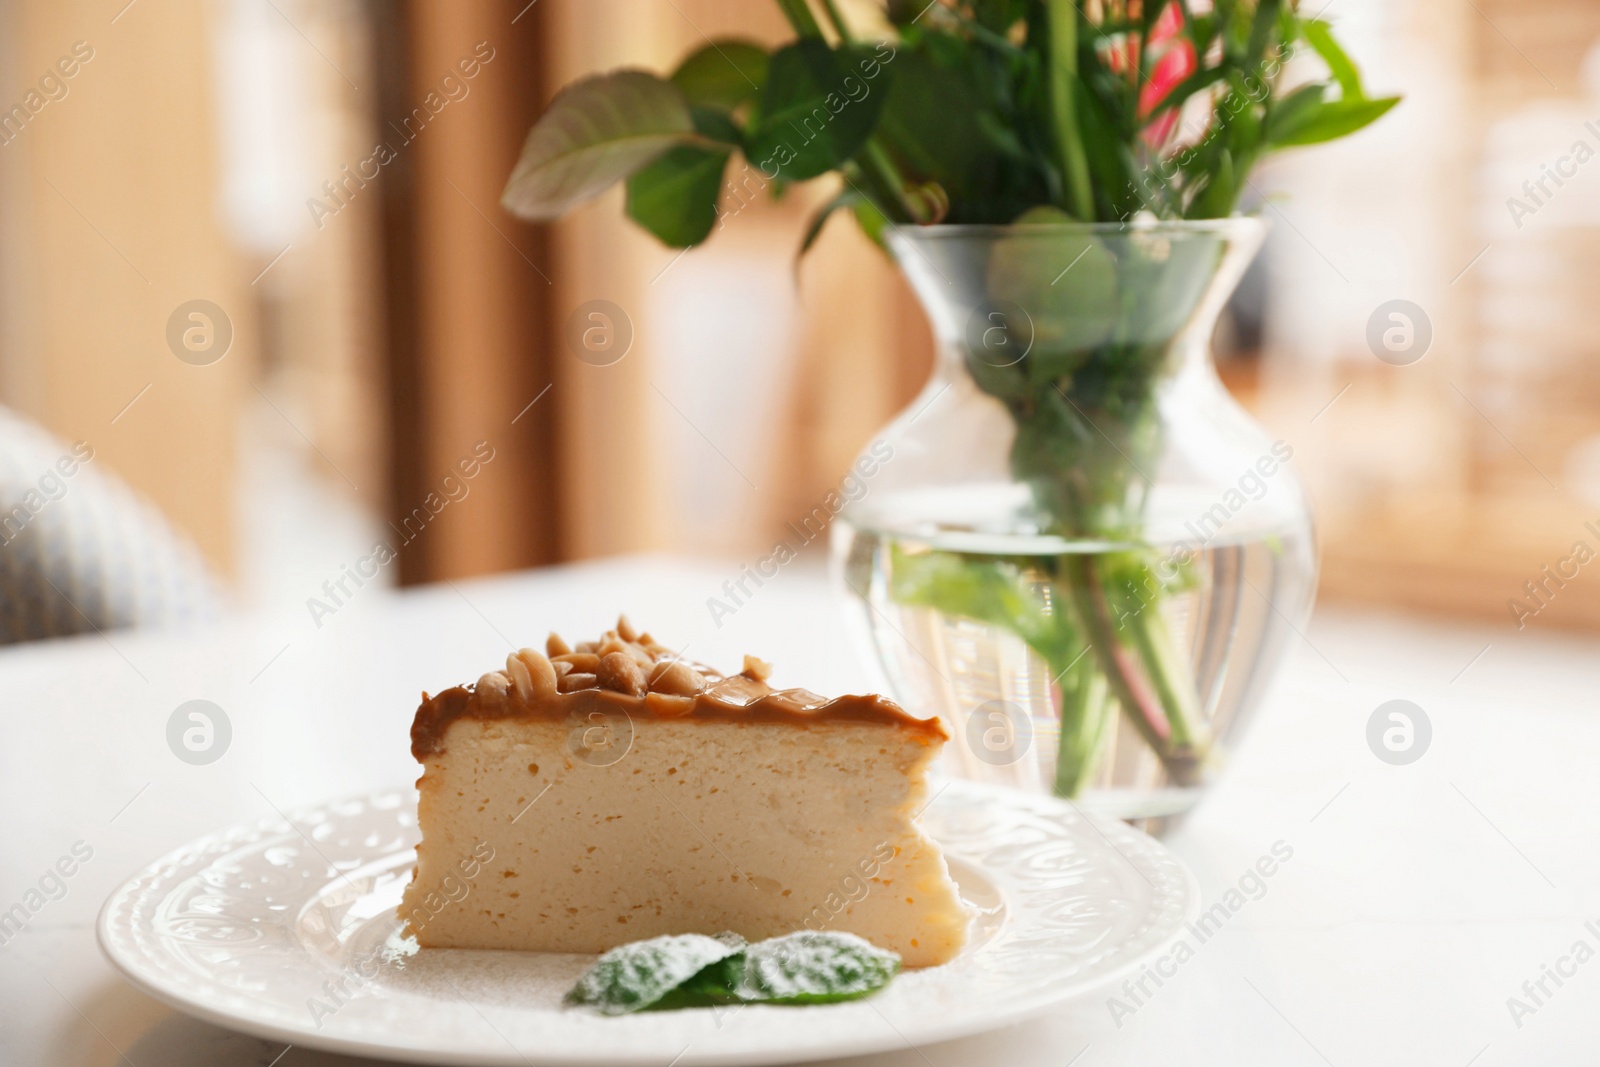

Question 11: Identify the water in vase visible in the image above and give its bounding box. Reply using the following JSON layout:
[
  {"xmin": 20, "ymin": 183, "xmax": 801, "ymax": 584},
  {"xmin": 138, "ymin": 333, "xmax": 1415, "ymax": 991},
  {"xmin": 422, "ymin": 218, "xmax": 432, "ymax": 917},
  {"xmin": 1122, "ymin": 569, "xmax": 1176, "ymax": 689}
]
[{"xmin": 834, "ymin": 506, "xmax": 1316, "ymax": 820}]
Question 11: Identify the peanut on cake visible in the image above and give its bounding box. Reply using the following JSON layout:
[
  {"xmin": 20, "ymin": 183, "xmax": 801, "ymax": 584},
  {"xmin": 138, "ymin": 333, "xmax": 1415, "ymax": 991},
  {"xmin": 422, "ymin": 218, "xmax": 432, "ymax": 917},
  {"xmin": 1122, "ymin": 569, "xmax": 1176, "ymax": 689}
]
[{"xmin": 400, "ymin": 617, "xmax": 970, "ymax": 968}]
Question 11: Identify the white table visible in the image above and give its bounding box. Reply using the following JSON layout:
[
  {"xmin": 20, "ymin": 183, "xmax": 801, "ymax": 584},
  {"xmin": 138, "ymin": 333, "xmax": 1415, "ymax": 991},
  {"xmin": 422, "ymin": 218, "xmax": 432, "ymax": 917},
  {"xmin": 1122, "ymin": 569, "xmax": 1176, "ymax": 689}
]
[{"xmin": 2, "ymin": 555, "xmax": 1595, "ymax": 1066}]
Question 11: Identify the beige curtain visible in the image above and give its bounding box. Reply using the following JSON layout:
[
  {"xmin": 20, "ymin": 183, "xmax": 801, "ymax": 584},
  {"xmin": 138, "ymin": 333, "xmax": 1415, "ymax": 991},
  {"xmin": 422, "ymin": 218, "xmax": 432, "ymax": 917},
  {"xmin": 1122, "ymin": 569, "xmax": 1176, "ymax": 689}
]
[
  {"xmin": 541, "ymin": 0, "xmax": 932, "ymax": 565},
  {"xmin": 0, "ymin": 0, "xmax": 253, "ymax": 571}
]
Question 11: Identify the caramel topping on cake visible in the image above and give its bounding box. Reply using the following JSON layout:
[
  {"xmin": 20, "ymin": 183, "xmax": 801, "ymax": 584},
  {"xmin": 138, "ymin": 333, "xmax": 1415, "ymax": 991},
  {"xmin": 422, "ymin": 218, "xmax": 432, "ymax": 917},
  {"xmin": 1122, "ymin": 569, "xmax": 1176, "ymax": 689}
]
[{"xmin": 410, "ymin": 617, "xmax": 945, "ymax": 760}]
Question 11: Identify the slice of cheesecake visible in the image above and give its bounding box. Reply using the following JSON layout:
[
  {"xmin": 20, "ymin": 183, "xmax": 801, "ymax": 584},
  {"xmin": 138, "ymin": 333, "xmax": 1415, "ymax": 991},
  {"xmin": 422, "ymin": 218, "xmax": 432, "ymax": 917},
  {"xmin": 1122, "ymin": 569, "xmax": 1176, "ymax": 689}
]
[{"xmin": 400, "ymin": 618, "xmax": 970, "ymax": 967}]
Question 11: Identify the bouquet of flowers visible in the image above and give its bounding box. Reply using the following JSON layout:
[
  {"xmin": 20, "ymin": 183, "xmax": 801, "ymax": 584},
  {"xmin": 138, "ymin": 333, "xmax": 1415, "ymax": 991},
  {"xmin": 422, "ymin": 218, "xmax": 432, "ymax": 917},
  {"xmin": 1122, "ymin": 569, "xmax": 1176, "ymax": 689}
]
[{"xmin": 502, "ymin": 1, "xmax": 1395, "ymax": 796}]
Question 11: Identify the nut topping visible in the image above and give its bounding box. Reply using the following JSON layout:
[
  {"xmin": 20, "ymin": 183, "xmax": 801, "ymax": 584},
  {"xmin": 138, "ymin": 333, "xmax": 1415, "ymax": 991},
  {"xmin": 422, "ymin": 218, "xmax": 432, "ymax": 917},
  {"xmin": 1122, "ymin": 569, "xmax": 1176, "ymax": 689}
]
[
  {"xmin": 647, "ymin": 659, "xmax": 706, "ymax": 697},
  {"xmin": 553, "ymin": 652, "xmax": 600, "ymax": 672},
  {"xmin": 559, "ymin": 671, "xmax": 598, "ymax": 693},
  {"xmin": 597, "ymin": 651, "xmax": 647, "ymax": 696},
  {"xmin": 411, "ymin": 614, "xmax": 950, "ymax": 762},
  {"xmin": 514, "ymin": 648, "xmax": 559, "ymax": 697},
  {"xmin": 504, "ymin": 654, "xmax": 533, "ymax": 699}
]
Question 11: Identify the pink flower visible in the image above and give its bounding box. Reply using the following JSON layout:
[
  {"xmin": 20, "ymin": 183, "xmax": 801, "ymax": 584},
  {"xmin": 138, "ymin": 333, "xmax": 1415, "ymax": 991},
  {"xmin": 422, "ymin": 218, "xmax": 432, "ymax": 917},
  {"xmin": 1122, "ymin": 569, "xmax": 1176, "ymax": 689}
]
[{"xmin": 1138, "ymin": 2, "xmax": 1196, "ymax": 147}]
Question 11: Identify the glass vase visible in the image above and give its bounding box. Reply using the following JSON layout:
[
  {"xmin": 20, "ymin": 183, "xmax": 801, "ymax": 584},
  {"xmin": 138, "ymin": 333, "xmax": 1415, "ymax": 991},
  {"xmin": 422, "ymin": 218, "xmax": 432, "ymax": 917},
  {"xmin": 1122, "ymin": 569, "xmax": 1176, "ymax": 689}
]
[{"xmin": 832, "ymin": 218, "xmax": 1315, "ymax": 822}]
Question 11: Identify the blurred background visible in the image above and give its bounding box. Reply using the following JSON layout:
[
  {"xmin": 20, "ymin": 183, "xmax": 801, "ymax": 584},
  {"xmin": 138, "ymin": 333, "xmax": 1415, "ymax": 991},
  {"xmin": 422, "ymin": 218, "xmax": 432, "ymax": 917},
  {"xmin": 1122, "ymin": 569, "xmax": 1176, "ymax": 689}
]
[{"xmin": 1, "ymin": 0, "xmax": 1596, "ymax": 630}]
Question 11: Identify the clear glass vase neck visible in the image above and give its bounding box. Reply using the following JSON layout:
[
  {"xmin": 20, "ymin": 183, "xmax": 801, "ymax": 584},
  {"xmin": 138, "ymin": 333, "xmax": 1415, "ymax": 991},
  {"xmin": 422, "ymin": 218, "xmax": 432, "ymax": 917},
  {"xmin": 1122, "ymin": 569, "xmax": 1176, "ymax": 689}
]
[{"xmin": 888, "ymin": 217, "xmax": 1268, "ymax": 391}]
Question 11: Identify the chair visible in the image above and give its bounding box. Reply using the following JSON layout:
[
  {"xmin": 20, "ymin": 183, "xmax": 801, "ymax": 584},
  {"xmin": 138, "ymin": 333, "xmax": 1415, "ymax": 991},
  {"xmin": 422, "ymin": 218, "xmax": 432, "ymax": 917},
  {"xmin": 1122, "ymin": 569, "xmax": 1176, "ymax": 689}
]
[{"xmin": 0, "ymin": 405, "xmax": 220, "ymax": 644}]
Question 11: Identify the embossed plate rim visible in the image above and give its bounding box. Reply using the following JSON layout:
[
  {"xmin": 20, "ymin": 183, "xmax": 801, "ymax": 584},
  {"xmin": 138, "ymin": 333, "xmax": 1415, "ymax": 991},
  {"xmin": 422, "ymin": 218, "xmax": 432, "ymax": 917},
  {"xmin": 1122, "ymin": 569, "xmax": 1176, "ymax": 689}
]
[{"xmin": 98, "ymin": 780, "xmax": 1198, "ymax": 1066}]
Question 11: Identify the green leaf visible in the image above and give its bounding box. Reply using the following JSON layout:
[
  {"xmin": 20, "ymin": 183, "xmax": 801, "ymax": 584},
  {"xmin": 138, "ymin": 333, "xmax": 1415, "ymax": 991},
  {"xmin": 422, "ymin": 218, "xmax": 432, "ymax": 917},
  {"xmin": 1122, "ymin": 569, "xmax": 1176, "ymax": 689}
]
[
  {"xmin": 799, "ymin": 189, "xmax": 859, "ymax": 256},
  {"xmin": 1186, "ymin": 11, "xmax": 1221, "ymax": 55},
  {"xmin": 1269, "ymin": 95, "xmax": 1398, "ymax": 147},
  {"xmin": 975, "ymin": 112, "xmax": 1030, "ymax": 161},
  {"xmin": 745, "ymin": 41, "xmax": 892, "ymax": 181},
  {"xmin": 565, "ymin": 933, "xmax": 745, "ymax": 1015},
  {"xmin": 1264, "ymin": 82, "xmax": 1328, "ymax": 144},
  {"xmin": 1140, "ymin": 64, "xmax": 1227, "ymax": 129},
  {"xmin": 1244, "ymin": 0, "xmax": 1283, "ymax": 70},
  {"xmin": 885, "ymin": 0, "xmax": 929, "ymax": 25},
  {"xmin": 852, "ymin": 196, "xmax": 891, "ymax": 248},
  {"xmin": 625, "ymin": 144, "xmax": 732, "ymax": 247},
  {"xmin": 671, "ymin": 40, "xmax": 769, "ymax": 110},
  {"xmin": 1301, "ymin": 19, "xmax": 1362, "ymax": 99},
  {"xmin": 1185, "ymin": 147, "xmax": 1235, "ymax": 219},
  {"xmin": 697, "ymin": 932, "xmax": 901, "ymax": 1005},
  {"xmin": 689, "ymin": 105, "xmax": 742, "ymax": 146},
  {"xmin": 874, "ymin": 51, "xmax": 989, "ymax": 202},
  {"xmin": 502, "ymin": 70, "xmax": 696, "ymax": 220},
  {"xmin": 889, "ymin": 543, "xmax": 1071, "ymax": 659},
  {"xmin": 565, "ymin": 931, "xmax": 900, "ymax": 1014},
  {"xmin": 1073, "ymin": 73, "xmax": 1134, "ymax": 220}
]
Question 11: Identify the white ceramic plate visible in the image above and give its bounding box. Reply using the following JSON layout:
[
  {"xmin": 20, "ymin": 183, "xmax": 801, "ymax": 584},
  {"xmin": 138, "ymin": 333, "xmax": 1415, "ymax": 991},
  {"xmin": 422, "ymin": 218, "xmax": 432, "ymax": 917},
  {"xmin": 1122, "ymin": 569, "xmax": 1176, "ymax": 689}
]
[{"xmin": 98, "ymin": 781, "xmax": 1196, "ymax": 1066}]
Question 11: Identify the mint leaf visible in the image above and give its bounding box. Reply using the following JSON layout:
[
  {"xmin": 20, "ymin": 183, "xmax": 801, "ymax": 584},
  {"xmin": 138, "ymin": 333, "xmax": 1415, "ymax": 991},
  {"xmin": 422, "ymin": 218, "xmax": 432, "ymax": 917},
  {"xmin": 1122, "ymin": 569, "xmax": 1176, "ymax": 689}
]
[
  {"xmin": 711, "ymin": 932, "xmax": 901, "ymax": 1005},
  {"xmin": 565, "ymin": 932, "xmax": 745, "ymax": 1015},
  {"xmin": 566, "ymin": 931, "xmax": 901, "ymax": 1013}
]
